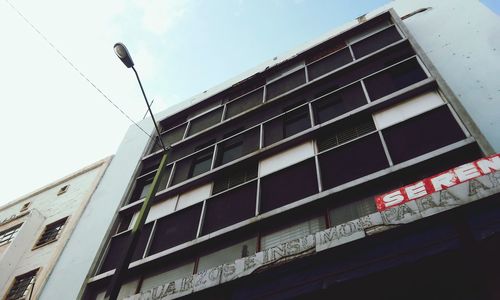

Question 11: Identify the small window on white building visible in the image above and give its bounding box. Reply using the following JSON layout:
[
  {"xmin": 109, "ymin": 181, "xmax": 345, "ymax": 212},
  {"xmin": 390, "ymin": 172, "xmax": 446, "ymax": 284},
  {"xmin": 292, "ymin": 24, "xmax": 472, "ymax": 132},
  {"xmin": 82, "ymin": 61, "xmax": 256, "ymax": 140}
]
[
  {"xmin": 57, "ymin": 185, "xmax": 69, "ymax": 195},
  {"xmin": 19, "ymin": 202, "xmax": 30, "ymax": 212},
  {"xmin": 33, "ymin": 217, "xmax": 68, "ymax": 248},
  {"xmin": 0, "ymin": 224, "xmax": 22, "ymax": 247},
  {"xmin": 6, "ymin": 269, "xmax": 38, "ymax": 300}
]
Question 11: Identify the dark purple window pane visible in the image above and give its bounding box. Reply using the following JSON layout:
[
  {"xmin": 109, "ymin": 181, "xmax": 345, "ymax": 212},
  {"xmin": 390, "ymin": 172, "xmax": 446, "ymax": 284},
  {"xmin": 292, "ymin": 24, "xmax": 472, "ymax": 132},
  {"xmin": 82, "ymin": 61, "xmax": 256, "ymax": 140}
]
[
  {"xmin": 382, "ymin": 106, "xmax": 466, "ymax": 164},
  {"xmin": 364, "ymin": 58, "xmax": 427, "ymax": 100},
  {"xmin": 351, "ymin": 26, "xmax": 402, "ymax": 58},
  {"xmin": 260, "ymin": 159, "xmax": 318, "ymax": 213},
  {"xmin": 99, "ymin": 223, "xmax": 153, "ymax": 273},
  {"xmin": 216, "ymin": 128, "xmax": 260, "ymax": 167},
  {"xmin": 149, "ymin": 204, "xmax": 202, "ymax": 255},
  {"xmin": 189, "ymin": 151, "xmax": 213, "ymax": 178},
  {"xmin": 314, "ymin": 82, "xmax": 367, "ymax": 124},
  {"xmin": 319, "ymin": 133, "xmax": 389, "ymax": 189},
  {"xmin": 283, "ymin": 107, "xmax": 310, "ymax": 138},
  {"xmin": 226, "ymin": 88, "xmax": 263, "ymax": 118},
  {"xmin": 308, "ymin": 48, "xmax": 353, "ymax": 80},
  {"xmin": 187, "ymin": 108, "xmax": 223, "ymax": 136},
  {"xmin": 202, "ymin": 182, "xmax": 257, "ymax": 235},
  {"xmin": 266, "ymin": 70, "xmax": 306, "ymax": 100}
]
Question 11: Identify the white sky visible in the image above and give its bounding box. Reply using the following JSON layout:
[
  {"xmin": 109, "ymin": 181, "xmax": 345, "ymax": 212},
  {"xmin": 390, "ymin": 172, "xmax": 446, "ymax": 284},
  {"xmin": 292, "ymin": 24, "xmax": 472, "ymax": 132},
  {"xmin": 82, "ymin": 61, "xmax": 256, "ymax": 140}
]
[{"xmin": 0, "ymin": 0, "xmax": 388, "ymax": 205}]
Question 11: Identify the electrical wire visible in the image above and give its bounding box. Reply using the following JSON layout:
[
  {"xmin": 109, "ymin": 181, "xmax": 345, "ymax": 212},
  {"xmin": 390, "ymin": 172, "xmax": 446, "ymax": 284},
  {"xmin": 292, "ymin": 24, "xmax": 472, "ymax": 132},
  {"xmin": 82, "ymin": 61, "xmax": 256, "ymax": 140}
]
[{"xmin": 4, "ymin": 0, "xmax": 153, "ymax": 139}]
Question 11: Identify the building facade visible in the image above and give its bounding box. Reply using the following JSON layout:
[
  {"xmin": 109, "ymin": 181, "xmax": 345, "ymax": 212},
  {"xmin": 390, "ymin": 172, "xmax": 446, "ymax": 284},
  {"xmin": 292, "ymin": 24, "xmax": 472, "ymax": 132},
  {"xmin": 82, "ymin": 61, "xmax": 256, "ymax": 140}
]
[
  {"xmin": 0, "ymin": 157, "xmax": 111, "ymax": 300},
  {"xmin": 45, "ymin": 1, "xmax": 500, "ymax": 299}
]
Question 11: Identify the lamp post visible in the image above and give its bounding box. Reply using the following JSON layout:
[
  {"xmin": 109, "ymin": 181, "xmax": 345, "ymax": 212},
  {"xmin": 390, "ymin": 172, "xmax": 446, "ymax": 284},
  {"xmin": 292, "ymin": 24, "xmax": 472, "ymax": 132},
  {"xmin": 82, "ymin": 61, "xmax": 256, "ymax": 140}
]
[{"xmin": 105, "ymin": 43, "xmax": 169, "ymax": 300}]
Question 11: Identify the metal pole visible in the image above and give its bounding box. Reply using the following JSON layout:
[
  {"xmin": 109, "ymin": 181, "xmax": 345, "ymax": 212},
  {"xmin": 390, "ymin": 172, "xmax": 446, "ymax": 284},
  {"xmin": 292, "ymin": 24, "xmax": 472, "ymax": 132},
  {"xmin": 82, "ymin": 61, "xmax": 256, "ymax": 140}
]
[
  {"xmin": 105, "ymin": 67, "xmax": 169, "ymax": 299},
  {"xmin": 132, "ymin": 66, "xmax": 166, "ymax": 152},
  {"xmin": 105, "ymin": 152, "xmax": 168, "ymax": 299}
]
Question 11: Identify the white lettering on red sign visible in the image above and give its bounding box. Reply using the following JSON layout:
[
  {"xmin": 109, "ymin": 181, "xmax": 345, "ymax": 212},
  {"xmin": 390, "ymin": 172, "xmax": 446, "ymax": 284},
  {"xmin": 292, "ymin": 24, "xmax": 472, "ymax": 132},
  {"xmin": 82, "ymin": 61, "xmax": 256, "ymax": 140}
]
[{"xmin": 375, "ymin": 154, "xmax": 500, "ymax": 211}]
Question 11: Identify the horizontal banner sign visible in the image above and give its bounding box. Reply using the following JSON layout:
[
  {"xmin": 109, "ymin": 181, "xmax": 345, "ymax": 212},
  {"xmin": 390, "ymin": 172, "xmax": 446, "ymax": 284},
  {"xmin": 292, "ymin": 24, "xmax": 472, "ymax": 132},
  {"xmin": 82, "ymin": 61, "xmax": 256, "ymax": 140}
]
[{"xmin": 375, "ymin": 154, "xmax": 500, "ymax": 211}]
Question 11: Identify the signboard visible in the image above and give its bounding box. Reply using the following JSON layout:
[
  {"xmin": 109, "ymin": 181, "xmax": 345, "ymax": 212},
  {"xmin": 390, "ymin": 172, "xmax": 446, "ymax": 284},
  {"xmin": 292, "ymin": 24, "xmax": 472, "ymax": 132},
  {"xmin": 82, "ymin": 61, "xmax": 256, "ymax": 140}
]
[{"xmin": 375, "ymin": 154, "xmax": 500, "ymax": 211}]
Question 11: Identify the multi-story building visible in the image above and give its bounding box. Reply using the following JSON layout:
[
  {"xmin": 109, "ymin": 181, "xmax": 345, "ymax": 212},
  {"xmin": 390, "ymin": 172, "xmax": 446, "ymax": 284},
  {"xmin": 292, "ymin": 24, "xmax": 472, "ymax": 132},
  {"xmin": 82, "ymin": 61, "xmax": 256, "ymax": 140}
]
[
  {"xmin": 42, "ymin": 1, "xmax": 499, "ymax": 299},
  {"xmin": 0, "ymin": 157, "xmax": 111, "ymax": 300}
]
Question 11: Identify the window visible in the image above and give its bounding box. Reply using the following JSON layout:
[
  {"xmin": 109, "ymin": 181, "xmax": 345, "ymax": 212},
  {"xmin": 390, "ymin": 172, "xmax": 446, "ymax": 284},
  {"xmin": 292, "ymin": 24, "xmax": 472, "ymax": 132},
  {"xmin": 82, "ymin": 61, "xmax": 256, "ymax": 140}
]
[
  {"xmin": 171, "ymin": 147, "xmax": 215, "ymax": 185},
  {"xmin": 266, "ymin": 69, "xmax": 306, "ymax": 100},
  {"xmin": 283, "ymin": 106, "xmax": 311, "ymax": 138},
  {"xmin": 316, "ymin": 116, "xmax": 376, "ymax": 152},
  {"xmin": 149, "ymin": 203, "xmax": 202, "ymax": 255},
  {"xmin": 99, "ymin": 223, "xmax": 154, "ymax": 273},
  {"xmin": 212, "ymin": 163, "xmax": 258, "ymax": 195},
  {"xmin": 382, "ymin": 106, "xmax": 466, "ymax": 164},
  {"xmin": 34, "ymin": 217, "xmax": 68, "ymax": 248},
  {"xmin": 152, "ymin": 123, "xmax": 187, "ymax": 152},
  {"xmin": 57, "ymin": 185, "xmax": 69, "ymax": 195},
  {"xmin": 319, "ymin": 133, "xmax": 389, "ymax": 189},
  {"xmin": 189, "ymin": 150, "xmax": 213, "ymax": 178},
  {"xmin": 20, "ymin": 202, "xmax": 30, "ymax": 212},
  {"xmin": 202, "ymin": 181, "xmax": 257, "ymax": 235},
  {"xmin": 197, "ymin": 237, "xmax": 257, "ymax": 272},
  {"xmin": 329, "ymin": 196, "xmax": 377, "ymax": 227},
  {"xmin": 363, "ymin": 58, "xmax": 428, "ymax": 101},
  {"xmin": 351, "ymin": 26, "xmax": 402, "ymax": 59},
  {"xmin": 187, "ymin": 108, "xmax": 223, "ymax": 136},
  {"xmin": 216, "ymin": 128, "xmax": 260, "ymax": 167},
  {"xmin": 313, "ymin": 82, "xmax": 368, "ymax": 124},
  {"xmin": 225, "ymin": 88, "xmax": 263, "ymax": 119},
  {"xmin": 6, "ymin": 269, "xmax": 38, "ymax": 300},
  {"xmin": 0, "ymin": 224, "xmax": 21, "ymax": 246},
  {"xmin": 219, "ymin": 140, "xmax": 243, "ymax": 166},
  {"xmin": 308, "ymin": 47, "xmax": 353, "ymax": 81},
  {"xmin": 261, "ymin": 217, "xmax": 325, "ymax": 250},
  {"xmin": 260, "ymin": 159, "xmax": 318, "ymax": 213}
]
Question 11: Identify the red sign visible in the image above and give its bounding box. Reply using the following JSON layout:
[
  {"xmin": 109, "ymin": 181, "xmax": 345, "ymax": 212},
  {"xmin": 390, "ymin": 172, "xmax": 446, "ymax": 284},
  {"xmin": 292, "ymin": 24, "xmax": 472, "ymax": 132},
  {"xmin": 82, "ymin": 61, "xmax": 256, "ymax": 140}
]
[{"xmin": 375, "ymin": 154, "xmax": 500, "ymax": 211}]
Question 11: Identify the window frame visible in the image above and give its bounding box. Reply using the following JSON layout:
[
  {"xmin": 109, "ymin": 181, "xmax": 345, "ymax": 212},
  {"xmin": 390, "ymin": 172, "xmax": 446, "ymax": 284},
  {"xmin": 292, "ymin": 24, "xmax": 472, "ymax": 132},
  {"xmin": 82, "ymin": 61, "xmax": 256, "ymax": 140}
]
[
  {"xmin": 5, "ymin": 269, "xmax": 39, "ymax": 300},
  {"xmin": 0, "ymin": 224, "xmax": 22, "ymax": 247},
  {"xmin": 33, "ymin": 217, "xmax": 68, "ymax": 249}
]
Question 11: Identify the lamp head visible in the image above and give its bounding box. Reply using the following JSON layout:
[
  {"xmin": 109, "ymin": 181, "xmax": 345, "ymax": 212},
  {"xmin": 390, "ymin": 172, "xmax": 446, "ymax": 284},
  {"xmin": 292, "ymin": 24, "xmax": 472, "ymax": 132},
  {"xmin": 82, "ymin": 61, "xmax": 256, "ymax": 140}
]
[{"xmin": 113, "ymin": 42, "xmax": 134, "ymax": 68}]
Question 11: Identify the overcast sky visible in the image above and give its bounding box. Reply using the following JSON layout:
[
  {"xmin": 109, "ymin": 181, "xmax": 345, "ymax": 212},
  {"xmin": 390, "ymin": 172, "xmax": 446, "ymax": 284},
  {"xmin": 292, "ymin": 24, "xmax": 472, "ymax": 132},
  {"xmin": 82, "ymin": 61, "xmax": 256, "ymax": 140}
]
[{"xmin": 2, "ymin": 0, "xmax": 496, "ymax": 205}]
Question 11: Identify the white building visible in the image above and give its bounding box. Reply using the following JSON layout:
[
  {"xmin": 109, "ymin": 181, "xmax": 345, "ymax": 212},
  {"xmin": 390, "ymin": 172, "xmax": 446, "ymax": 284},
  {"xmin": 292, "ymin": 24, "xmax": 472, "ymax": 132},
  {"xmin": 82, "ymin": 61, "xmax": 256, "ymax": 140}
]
[{"xmin": 0, "ymin": 157, "xmax": 111, "ymax": 300}]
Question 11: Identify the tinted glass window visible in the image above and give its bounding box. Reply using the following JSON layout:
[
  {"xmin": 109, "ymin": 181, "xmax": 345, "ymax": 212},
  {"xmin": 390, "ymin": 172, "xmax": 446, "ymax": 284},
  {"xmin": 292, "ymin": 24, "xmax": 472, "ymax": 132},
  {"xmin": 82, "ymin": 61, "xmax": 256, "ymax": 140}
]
[
  {"xmin": 99, "ymin": 223, "xmax": 153, "ymax": 273},
  {"xmin": 189, "ymin": 151, "xmax": 213, "ymax": 178},
  {"xmin": 202, "ymin": 182, "xmax": 257, "ymax": 235},
  {"xmin": 319, "ymin": 133, "xmax": 389, "ymax": 189},
  {"xmin": 149, "ymin": 204, "xmax": 202, "ymax": 255},
  {"xmin": 212, "ymin": 163, "xmax": 258, "ymax": 195},
  {"xmin": 316, "ymin": 117, "xmax": 376, "ymax": 152},
  {"xmin": 187, "ymin": 108, "xmax": 223, "ymax": 136},
  {"xmin": 382, "ymin": 106, "xmax": 466, "ymax": 164},
  {"xmin": 308, "ymin": 47, "xmax": 353, "ymax": 81},
  {"xmin": 216, "ymin": 128, "xmax": 260, "ymax": 167},
  {"xmin": 351, "ymin": 26, "xmax": 402, "ymax": 58},
  {"xmin": 283, "ymin": 106, "xmax": 311, "ymax": 138},
  {"xmin": 260, "ymin": 159, "xmax": 318, "ymax": 213},
  {"xmin": 225, "ymin": 88, "xmax": 263, "ymax": 119},
  {"xmin": 364, "ymin": 58, "xmax": 427, "ymax": 100},
  {"xmin": 313, "ymin": 82, "xmax": 367, "ymax": 124},
  {"xmin": 266, "ymin": 70, "xmax": 306, "ymax": 100}
]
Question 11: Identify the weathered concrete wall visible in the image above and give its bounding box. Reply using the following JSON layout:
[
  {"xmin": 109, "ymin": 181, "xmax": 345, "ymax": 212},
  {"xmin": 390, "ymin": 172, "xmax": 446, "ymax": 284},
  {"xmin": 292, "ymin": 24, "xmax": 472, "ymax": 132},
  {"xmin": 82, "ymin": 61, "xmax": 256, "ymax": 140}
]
[
  {"xmin": 0, "ymin": 210, "xmax": 44, "ymax": 296},
  {"xmin": 39, "ymin": 124, "xmax": 153, "ymax": 300},
  {"xmin": 0, "ymin": 158, "xmax": 109, "ymax": 299}
]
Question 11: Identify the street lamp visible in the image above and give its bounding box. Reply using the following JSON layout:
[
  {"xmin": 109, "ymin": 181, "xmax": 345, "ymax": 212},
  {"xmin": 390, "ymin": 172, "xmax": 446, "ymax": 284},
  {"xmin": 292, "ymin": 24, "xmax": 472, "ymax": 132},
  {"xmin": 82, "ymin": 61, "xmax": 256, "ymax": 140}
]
[
  {"xmin": 105, "ymin": 43, "xmax": 170, "ymax": 300},
  {"xmin": 113, "ymin": 43, "xmax": 166, "ymax": 151}
]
